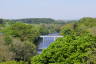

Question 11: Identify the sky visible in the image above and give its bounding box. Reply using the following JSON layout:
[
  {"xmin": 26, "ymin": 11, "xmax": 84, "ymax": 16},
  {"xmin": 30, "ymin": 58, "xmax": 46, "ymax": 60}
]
[{"xmin": 0, "ymin": 0, "xmax": 96, "ymax": 20}]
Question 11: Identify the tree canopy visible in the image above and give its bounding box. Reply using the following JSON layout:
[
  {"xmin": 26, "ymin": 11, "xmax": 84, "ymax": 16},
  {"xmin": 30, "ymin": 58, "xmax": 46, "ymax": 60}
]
[
  {"xmin": 0, "ymin": 17, "xmax": 96, "ymax": 64},
  {"xmin": 32, "ymin": 33, "xmax": 96, "ymax": 64}
]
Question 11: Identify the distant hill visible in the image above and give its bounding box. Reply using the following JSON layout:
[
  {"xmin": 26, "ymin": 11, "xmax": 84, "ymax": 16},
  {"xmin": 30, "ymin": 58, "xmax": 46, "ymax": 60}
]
[{"xmin": 12, "ymin": 18, "xmax": 65, "ymax": 24}]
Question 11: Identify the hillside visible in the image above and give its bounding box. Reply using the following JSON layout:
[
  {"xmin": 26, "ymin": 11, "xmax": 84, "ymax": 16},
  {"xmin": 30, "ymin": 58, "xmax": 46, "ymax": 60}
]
[{"xmin": 13, "ymin": 18, "xmax": 65, "ymax": 24}]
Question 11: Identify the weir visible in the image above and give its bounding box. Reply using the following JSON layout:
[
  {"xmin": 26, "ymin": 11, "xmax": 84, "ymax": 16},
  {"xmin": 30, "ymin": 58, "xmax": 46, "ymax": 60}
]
[{"xmin": 38, "ymin": 33, "xmax": 63, "ymax": 53}]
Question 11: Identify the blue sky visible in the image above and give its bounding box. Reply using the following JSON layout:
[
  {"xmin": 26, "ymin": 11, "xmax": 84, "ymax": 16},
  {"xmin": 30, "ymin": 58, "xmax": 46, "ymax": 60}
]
[{"xmin": 0, "ymin": 0, "xmax": 96, "ymax": 20}]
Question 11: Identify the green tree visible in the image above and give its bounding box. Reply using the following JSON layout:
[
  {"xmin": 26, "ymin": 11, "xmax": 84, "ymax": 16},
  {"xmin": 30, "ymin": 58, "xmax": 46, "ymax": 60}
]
[
  {"xmin": 2, "ymin": 22, "xmax": 40, "ymax": 42},
  {"xmin": 1, "ymin": 22, "xmax": 39, "ymax": 62},
  {"xmin": 10, "ymin": 39, "xmax": 36, "ymax": 61},
  {"xmin": 4, "ymin": 36, "xmax": 12, "ymax": 45},
  {"xmin": 32, "ymin": 33, "xmax": 96, "ymax": 64},
  {"xmin": 0, "ymin": 35, "xmax": 14, "ymax": 62}
]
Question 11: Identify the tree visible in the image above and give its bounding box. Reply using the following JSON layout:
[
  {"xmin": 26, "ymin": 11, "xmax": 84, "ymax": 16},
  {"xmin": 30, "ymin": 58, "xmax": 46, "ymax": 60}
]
[
  {"xmin": 0, "ymin": 35, "xmax": 14, "ymax": 62},
  {"xmin": 2, "ymin": 22, "xmax": 40, "ymax": 42},
  {"xmin": 1, "ymin": 22, "xmax": 39, "ymax": 62},
  {"xmin": 0, "ymin": 19, "xmax": 3, "ymax": 24},
  {"xmin": 10, "ymin": 39, "xmax": 36, "ymax": 61},
  {"xmin": 32, "ymin": 33, "xmax": 96, "ymax": 64}
]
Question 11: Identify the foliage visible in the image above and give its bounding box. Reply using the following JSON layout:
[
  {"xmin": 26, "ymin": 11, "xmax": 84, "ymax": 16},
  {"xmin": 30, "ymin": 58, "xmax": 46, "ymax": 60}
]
[
  {"xmin": 61, "ymin": 17, "xmax": 96, "ymax": 36},
  {"xmin": 0, "ymin": 17, "xmax": 96, "ymax": 64},
  {"xmin": 0, "ymin": 61, "xmax": 27, "ymax": 64},
  {"xmin": 0, "ymin": 35, "xmax": 15, "ymax": 62},
  {"xmin": 32, "ymin": 33, "xmax": 96, "ymax": 64},
  {"xmin": 39, "ymin": 24, "xmax": 63, "ymax": 35},
  {"xmin": 2, "ymin": 22, "xmax": 40, "ymax": 42},
  {"xmin": 0, "ymin": 22, "xmax": 38, "ymax": 62},
  {"xmin": 4, "ymin": 36, "xmax": 12, "ymax": 45},
  {"xmin": 0, "ymin": 35, "xmax": 36, "ymax": 62},
  {"xmin": 10, "ymin": 39, "xmax": 36, "ymax": 61}
]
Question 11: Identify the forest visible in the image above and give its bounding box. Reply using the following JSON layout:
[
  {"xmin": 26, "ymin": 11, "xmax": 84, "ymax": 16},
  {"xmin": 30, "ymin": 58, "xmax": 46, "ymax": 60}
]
[{"xmin": 0, "ymin": 17, "xmax": 96, "ymax": 64}]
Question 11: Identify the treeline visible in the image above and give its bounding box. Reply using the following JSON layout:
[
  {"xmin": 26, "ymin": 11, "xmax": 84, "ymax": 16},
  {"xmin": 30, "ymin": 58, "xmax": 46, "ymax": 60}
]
[
  {"xmin": 0, "ymin": 17, "xmax": 96, "ymax": 64},
  {"xmin": 12, "ymin": 18, "xmax": 65, "ymax": 24}
]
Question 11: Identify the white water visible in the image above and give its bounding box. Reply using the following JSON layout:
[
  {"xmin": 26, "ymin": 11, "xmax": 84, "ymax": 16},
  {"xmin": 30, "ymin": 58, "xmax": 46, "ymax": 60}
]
[{"xmin": 38, "ymin": 33, "xmax": 62, "ymax": 53}]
